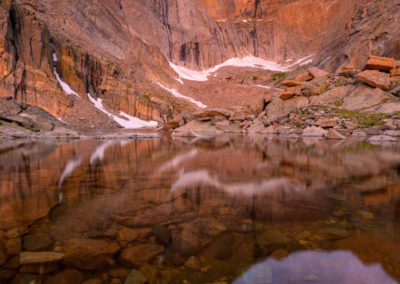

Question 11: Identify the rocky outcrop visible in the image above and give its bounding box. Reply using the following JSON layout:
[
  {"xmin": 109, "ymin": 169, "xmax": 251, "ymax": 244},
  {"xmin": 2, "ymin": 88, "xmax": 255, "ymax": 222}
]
[
  {"xmin": 163, "ymin": 59, "xmax": 400, "ymax": 141},
  {"xmin": 0, "ymin": 97, "xmax": 79, "ymax": 138}
]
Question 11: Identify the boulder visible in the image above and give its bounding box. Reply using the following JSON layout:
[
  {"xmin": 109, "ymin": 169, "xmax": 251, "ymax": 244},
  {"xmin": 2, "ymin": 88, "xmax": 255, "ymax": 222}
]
[
  {"xmin": 63, "ymin": 238, "xmax": 120, "ymax": 270},
  {"xmin": 44, "ymin": 269, "xmax": 84, "ymax": 284},
  {"xmin": 193, "ymin": 108, "xmax": 232, "ymax": 119},
  {"xmin": 266, "ymin": 97, "xmax": 309, "ymax": 123},
  {"xmin": 280, "ymin": 86, "xmax": 302, "ymax": 100},
  {"xmin": 173, "ymin": 120, "xmax": 220, "ymax": 134},
  {"xmin": 342, "ymin": 85, "xmax": 395, "ymax": 111},
  {"xmin": 391, "ymin": 68, "xmax": 400, "ymax": 77},
  {"xmin": 282, "ymin": 80, "xmax": 302, "ymax": 87},
  {"xmin": 117, "ymin": 227, "xmax": 138, "ymax": 247},
  {"xmin": 357, "ymin": 70, "xmax": 391, "ymax": 91},
  {"xmin": 316, "ymin": 118, "xmax": 337, "ymax": 128},
  {"xmin": 295, "ymin": 72, "xmax": 313, "ymax": 82},
  {"xmin": 184, "ymin": 256, "xmax": 202, "ymax": 270},
  {"xmin": 20, "ymin": 263, "xmax": 59, "ymax": 274},
  {"xmin": 124, "ymin": 269, "xmax": 147, "ymax": 284},
  {"xmin": 338, "ymin": 65, "xmax": 358, "ymax": 78},
  {"xmin": 119, "ymin": 244, "xmax": 164, "ymax": 267},
  {"xmin": 375, "ymin": 102, "xmax": 400, "ymax": 114},
  {"xmin": 326, "ymin": 129, "xmax": 346, "ymax": 139},
  {"xmin": 366, "ymin": 55, "xmax": 396, "ymax": 72},
  {"xmin": 229, "ymin": 110, "xmax": 246, "ymax": 121},
  {"xmin": 308, "ymin": 67, "xmax": 329, "ymax": 78},
  {"xmin": 247, "ymin": 120, "xmax": 265, "ymax": 133},
  {"xmin": 23, "ymin": 232, "xmax": 54, "ymax": 251},
  {"xmin": 5, "ymin": 237, "xmax": 21, "ymax": 255},
  {"xmin": 161, "ymin": 120, "xmax": 179, "ymax": 131},
  {"xmin": 316, "ymin": 228, "xmax": 349, "ymax": 240},
  {"xmin": 310, "ymin": 85, "xmax": 354, "ymax": 105},
  {"xmin": 351, "ymin": 130, "xmax": 367, "ymax": 138},
  {"xmin": 391, "ymin": 85, "xmax": 400, "ymax": 96},
  {"xmin": 19, "ymin": 252, "xmax": 64, "ymax": 264},
  {"xmin": 302, "ymin": 126, "xmax": 328, "ymax": 137},
  {"xmin": 259, "ymin": 125, "xmax": 278, "ymax": 134}
]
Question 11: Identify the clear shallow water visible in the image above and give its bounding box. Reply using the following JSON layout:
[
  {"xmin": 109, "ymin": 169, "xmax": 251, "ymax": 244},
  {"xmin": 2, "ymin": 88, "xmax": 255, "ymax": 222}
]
[{"xmin": 0, "ymin": 134, "xmax": 400, "ymax": 283}]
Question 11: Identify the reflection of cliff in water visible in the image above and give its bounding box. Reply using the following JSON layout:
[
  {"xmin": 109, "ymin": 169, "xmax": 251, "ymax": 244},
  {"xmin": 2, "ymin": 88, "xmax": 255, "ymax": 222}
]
[
  {"xmin": 0, "ymin": 136, "xmax": 400, "ymax": 282},
  {"xmin": 0, "ymin": 136, "xmax": 400, "ymax": 230}
]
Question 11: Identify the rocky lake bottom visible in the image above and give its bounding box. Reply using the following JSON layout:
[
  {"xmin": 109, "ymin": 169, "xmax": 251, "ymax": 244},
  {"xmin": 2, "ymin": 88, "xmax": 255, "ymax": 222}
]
[{"xmin": 0, "ymin": 134, "xmax": 400, "ymax": 284}]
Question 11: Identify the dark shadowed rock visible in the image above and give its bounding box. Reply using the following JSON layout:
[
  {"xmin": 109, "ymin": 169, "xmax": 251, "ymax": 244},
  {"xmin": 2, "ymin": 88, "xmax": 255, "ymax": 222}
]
[
  {"xmin": 44, "ymin": 269, "xmax": 84, "ymax": 284},
  {"xmin": 119, "ymin": 244, "xmax": 164, "ymax": 268},
  {"xmin": 124, "ymin": 269, "xmax": 147, "ymax": 284},
  {"xmin": 23, "ymin": 232, "xmax": 54, "ymax": 251}
]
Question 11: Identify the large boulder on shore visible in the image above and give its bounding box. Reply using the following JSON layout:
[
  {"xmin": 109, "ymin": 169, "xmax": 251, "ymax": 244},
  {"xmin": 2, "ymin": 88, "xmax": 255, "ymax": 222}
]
[
  {"xmin": 357, "ymin": 70, "xmax": 391, "ymax": 91},
  {"xmin": 342, "ymin": 85, "xmax": 396, "ymax": 111},
  {"xmin": 193, "ymin": 108, "xmax": 232, "ymax": 119},
  {"xmin": 266, "ymin": 97, "xmax": 309, "ymax": 123}
]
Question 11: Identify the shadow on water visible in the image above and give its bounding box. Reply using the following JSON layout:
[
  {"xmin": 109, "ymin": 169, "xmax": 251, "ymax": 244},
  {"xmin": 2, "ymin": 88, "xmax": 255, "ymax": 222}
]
[{"xmin": 0, "ymin": 134, "xmax": 400, "ymax": 283}]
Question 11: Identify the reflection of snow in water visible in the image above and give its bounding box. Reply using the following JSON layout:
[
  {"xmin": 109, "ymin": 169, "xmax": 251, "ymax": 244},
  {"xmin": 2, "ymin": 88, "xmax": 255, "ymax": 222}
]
[
  {"xmin": 90, "ymin": 141, "xmax": 115, "ymax": 165},
  {"xmin": 171, "ymin": 170, "xmax": 305, "ymax": 196},
  {"xmin": 158, "ymin": 149, "xmax": 198, "ymax": 173},
  {"xmin": 233, "ymin": 250, "xmax": 396, "ymax": 284},
  {"xmin": 59, "ymin": 141, "xmax": 118, "ymax": 187},
  {"xmin": 58, "ymin": 158, "xmax": 82, "ymax": 187}
]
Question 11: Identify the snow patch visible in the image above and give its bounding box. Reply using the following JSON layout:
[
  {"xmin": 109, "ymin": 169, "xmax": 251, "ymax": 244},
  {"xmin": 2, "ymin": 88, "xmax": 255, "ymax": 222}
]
[
  {"xmin": 169, "ymin": 56, "xmax": 287, "ymax": 82},
  {"xmin": 169, "ymin": 55, "xmax": 314, "ymax": 83},
  {"xmin": 53, "ymin": 69, "xmax": 79, "ymax": 96},
  {"xmin": 87, "ymin": 93, "xmax": 158, "ymax": 129},
  {"xmin": 156, "ymin": 82, "xmax": 207, "ymax": 108},
  {"xmin": 255, "ymin": 85, "xmax": 271, "ymax": 89}
]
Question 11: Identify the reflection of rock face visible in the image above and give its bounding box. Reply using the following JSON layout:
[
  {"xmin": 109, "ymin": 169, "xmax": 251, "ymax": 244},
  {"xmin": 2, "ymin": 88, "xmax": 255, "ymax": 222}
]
[
  {"xmin": 0, "ymin": 136, "xmax": 400, "ymax": 282},
  {"xmin": 233, "ymin": 250, "xmax": 397, "ymax": 284}
]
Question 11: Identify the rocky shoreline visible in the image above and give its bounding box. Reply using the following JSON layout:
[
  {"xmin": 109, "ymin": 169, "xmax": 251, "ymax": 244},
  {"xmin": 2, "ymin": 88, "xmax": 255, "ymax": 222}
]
[
  {"xmin": 162, "ymin": 56, "xmax": 400, "ymax": 143},
  {"xmin": 0, "ymin": 97, "xmax": 160, "ymax": 140}
]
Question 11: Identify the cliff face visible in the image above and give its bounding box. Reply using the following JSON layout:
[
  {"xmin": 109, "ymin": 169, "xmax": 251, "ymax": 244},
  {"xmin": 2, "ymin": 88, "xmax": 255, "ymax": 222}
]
[{"xmin": 0, "ymin": 0, "xmax": 399, "ymax": 128}]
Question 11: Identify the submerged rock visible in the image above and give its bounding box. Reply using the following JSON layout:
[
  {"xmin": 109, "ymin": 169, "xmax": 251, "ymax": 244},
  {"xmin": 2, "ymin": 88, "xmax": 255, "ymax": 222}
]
[
  {"xmin": 63, "ymin": 238, "xmax": 120, "ymax": 270},
  {"xmin": 19, "ymin": 252, "xmax": 64, "ymax": 264},
  {"xmin": 124, "ymin": 270, "xmax": 147, "ymax": 284},
  {"xmin": 119, "ymin": 244, "xmax": 164, "ymax": 267}
]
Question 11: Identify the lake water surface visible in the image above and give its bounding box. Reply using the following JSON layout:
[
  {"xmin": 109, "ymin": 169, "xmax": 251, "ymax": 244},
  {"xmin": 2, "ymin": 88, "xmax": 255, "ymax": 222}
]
[{"xmin": 1, "ymin": 134, "xmax": 400, "ymax": 283}]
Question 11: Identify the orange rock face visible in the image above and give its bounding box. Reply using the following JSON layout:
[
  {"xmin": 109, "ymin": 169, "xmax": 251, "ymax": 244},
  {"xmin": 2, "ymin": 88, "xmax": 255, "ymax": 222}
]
[{"xmin": 0, "ymin": 0, "xmax": 399, "ymax": 127}]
